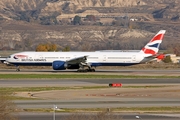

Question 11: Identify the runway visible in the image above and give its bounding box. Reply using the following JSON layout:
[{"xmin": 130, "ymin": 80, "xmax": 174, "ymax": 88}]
[
  {"xmin": 0, "ymin": 78, "xmax": 180, "ymax": 87},
  {"xmin": 0, "ymin": 69, "xmax": 180, "ymax": 76},
  {"xmin": 18, "ymin": 112, "xmax": 180, "ymax": 120},
  {"xmin": 3, "ymin": 78, "xmax": 179, "ymax": 109},
  {"xmin": 15, "ymin": 98, "xmax": 180, "ymax": 109},
  {"xmin": 1, "ymin": 69, "xmax": 180, "ymax": 117}
]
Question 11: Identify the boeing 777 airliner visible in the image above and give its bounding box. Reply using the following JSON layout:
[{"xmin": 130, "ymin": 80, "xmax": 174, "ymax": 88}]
[{"xmin": 5, "ymin": 30, "xmax": 166, "ymax": 72}]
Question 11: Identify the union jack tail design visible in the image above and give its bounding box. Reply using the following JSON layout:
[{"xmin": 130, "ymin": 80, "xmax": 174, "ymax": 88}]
[{"xmin": 140, "ymin": 30, "xmax": 166, "ymax": 55}]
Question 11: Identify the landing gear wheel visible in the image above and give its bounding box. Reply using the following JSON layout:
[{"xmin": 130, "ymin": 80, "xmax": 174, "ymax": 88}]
[
  {"xmin": 87, "ymin": 69, "xmax": 95, "ymax": 72},
  {"xmin": 77, "ymin": 69, "xmax": 87, "ymax": 72},
  {"xmin": 77, "ymin": 69, "xmax": 95, "ymax": 72},
  {"xmin": 15, "ymin": 66, "xmax": 20, "ymax": 72}
]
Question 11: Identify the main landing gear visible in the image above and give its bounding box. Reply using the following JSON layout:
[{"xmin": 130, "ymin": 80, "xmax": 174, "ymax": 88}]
[
  {"xmin": 77, "ymin": 63, "xmax": 95, "ymax": 72},
  {"xmin": 15, "ymin": 65, "xmax": 20, "ymax": 72},
  {"xmin": 77, "ymin": 68, "xmax": 95, "ymax": 72}
]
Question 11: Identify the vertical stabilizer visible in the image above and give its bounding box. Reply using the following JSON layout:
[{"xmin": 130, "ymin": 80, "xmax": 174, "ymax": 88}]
[{"xmin": 140, "ymin": 30, "xmax": 166, "ymax": 55}]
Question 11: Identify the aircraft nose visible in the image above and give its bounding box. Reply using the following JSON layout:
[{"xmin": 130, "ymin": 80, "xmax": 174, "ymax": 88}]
[
  {"xmin": 6, "ymin": 55, "xmax": 12, "ymax": 62},
  {"xmin": 6, "ymin": 58, "xmax": 9, "ymax": 62}
]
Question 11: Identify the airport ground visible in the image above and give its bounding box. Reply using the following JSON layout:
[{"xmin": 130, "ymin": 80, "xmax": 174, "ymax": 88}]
[
  {"xmin": 17, "ymin": 112, "xmax": 180, "ymax": 120},
  {"xmin": 0, "ymin": 68, "xmax": 180, "ymax": 120}
]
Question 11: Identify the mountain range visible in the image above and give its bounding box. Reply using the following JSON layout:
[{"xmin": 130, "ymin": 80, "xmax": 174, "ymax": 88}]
[
  {"xmin": 0, "ymin": 0, "xmax": 180, "ymax": 21},
  {"xmin": 0, "ymin": 0, "xmax": 179, "ymax": 52}
]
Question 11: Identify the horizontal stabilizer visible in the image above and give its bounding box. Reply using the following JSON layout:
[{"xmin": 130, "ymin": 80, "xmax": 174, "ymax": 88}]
[{"xmin": 145, "ymin": 54, "xmax": 173, "ymax": 60}]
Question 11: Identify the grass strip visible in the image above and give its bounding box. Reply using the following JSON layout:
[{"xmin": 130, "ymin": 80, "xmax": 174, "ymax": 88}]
[
  {"xmin": 23, "ymin": 107, "xmax": 180, "ymax": 113},
  {"xmin": 0, "ymin": 87, "xmax": 73, "ymax": 92},
  {"xmin": 9, "ymin": 96, "xmax": 41, "ymax": 100},
  {"xmin": 0, "ymin": 86, "xmax": 108, "ymax": 92},
  {"xmin": 0, "ymin": 85, "xmax": 172, "ymax": 92},
  {"xmin": 0, "ymin": 74, "xmax": 180, "ymax": 79}
]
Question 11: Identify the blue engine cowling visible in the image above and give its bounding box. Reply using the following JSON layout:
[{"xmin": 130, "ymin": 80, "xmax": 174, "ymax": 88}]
[{"xmin": 52, "ymin": 61, "xmax": 66, "ymax": 70}]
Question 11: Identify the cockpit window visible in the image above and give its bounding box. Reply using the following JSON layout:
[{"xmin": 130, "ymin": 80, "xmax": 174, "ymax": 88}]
[{"xmin": 8, "ymin": 56, "xmax": 11, "ymax": 58}]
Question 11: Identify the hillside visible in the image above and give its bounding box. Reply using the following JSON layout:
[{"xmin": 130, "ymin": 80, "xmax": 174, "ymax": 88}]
[
  {"xmin": 0, "ymin": 20, "xmax": 179, "ymax": 52},
  {"xmin": 0, "ymin": 0, "xmax": 179, "ymax": 20},
  {"xmin": 0, "ymin": 0, "xmax": 180, "ymax": 52}
]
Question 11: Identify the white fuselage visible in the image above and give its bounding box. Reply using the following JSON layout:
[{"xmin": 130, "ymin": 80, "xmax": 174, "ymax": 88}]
[{"xmin": 6, "ymin": 51, "xmax": 149, "ymax": 67}]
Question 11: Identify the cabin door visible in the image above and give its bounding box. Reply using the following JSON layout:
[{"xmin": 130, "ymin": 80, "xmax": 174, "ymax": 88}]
[
  {"xmin": 103, "ymin": 55, "xmax": 106, "ymax": 62},
  {"xmin": 132, "ymin": 55, "xmax": 136, "ymax": 62}
]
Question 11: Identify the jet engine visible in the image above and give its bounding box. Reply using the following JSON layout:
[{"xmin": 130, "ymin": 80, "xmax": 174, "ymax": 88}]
[
  {"xmin": 52, "ymin": 61, "xmax": 79, "ymax": 70},
  {"xmin": 52, "ymin": 61, "xmax": 66, "ymax": 70}
]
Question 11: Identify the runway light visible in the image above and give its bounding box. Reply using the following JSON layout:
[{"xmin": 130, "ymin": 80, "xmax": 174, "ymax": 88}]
[{"xmin": 109, "ymin": 83, "xmax": 122, "ymax": 87}]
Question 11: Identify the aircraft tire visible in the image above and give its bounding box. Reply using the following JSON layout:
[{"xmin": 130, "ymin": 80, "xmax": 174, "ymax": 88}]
[
  {"xmin": 77, "ymin": 69, "xmax": 87, "ymax": 72},
  {"xmin": 77, "ymin": 69, "xmax": 95, "ymax": 72}
]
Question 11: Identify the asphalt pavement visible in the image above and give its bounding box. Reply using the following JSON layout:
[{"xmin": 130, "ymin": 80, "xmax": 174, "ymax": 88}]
[
  {"xmin": 14, "ymin": 97, "xmax": 180, "ymax": 109},
  {"xmin": 17, "ymin": 112, "xmax": 180, "ymax": 120},
  {"xmin": 1, "ymin": 78, "xmax": 180, "ymax": 87},
  {"xmin": 1, "ymin": 69, "xmax": 180, "ymax": 119}
]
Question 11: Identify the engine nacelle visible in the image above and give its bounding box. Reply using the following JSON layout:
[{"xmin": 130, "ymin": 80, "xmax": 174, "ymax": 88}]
[
  {"xmin": 52, "ymin": 61, "xmax": 66, "ymax": 70},
  {"xmin": 53, "ymin": 61, "xmax": 80, "ymax": 70}
]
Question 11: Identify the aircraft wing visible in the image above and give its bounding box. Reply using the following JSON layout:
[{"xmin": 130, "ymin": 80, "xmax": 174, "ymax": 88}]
[
  {"xmin": 0, "ymin": 57, "xmax": 7, "ymax": 63},
  {"xmin": 66, "ymin": 56, "xmax": 88, "ymax": 64}
]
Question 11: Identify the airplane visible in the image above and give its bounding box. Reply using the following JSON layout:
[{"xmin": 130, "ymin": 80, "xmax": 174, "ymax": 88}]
[{"xmin": 4, "ymin": 30, "xmax": 166, "ymax": 72}]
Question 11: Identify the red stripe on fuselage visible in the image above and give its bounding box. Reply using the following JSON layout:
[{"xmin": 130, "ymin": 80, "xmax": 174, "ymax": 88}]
[{"xmin": 14, "ymin": 55, "xmax": 28, "ymax": 57}]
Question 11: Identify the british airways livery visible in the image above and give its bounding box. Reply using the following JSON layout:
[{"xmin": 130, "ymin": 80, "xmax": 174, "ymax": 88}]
[{"xmin": 6, "ymin": 30, "xmax": 166, "ymax": 72}]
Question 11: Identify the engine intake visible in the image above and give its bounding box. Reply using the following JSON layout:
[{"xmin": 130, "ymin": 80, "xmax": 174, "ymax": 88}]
[{"xmin": 52, "ymin": 61, "xmax": 66, "ymax": 70}]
